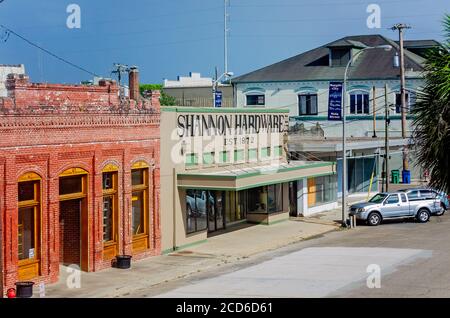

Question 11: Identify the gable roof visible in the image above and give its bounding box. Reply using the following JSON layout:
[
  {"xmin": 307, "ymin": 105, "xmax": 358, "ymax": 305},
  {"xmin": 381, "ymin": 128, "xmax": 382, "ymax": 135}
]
[{"xmin": 232, "ymin": 34, "xmax": 426, "ymax": 83}]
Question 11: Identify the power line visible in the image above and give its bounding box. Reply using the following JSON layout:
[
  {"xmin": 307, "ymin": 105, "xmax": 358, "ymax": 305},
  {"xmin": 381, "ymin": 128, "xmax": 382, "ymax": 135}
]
[
  {"xmin": 0, "ymin": 24, "xmax": 99, "ymax": 77},
  {"xmin": 230, "ymin": 13, "xmax": 440, "ymax": 25},
  {"xmin": 12, "ymin": 5, "xmax": 225, "ymax": 31},
  {"xmin": 232, "ymin": 0, "xmax": 426, "ymax": 7},
  {"xmin": 31, "ymin": 21, "xmax": 224, "ymax": 42},
  {"xmin": 57, "ymin": 35, "xmax": 223, "ymax": 55}
]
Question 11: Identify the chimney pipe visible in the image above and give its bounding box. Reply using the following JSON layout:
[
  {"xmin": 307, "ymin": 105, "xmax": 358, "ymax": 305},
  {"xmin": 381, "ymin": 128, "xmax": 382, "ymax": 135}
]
[{"xmin": 129, "ymin": 66, "xmax": 140, "ymax": 101}]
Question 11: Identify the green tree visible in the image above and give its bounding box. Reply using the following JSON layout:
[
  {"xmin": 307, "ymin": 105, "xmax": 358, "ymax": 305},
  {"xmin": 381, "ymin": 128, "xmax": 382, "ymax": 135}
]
[
  {"xmin": 412, "ymin": 14, "xmax": 450, "ymax": 192},
  {"xmin": 139, "ymin": 84, "xmax": 177, "ymax": 106}
]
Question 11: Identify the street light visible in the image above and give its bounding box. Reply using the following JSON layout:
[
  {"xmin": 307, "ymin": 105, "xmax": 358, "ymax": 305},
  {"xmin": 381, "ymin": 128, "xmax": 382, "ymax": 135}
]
[
  {"xmin": 213, "ymin": 71, "xmax": 234, "ymax": 107},
  {"xmin": 341, "ymin": 44, "xmax": 392, "ymax": 227}
]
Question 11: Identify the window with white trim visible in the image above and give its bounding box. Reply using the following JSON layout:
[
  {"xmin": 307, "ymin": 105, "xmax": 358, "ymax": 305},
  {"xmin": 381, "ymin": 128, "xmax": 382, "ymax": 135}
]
[
  {"xmin": 350, "ymin": 92, "xmax": 370, "ymax": 114},
  {"xmin": 246, "ymin": 94, "xmax": 265, "ymax": 106},
  {"xmin": 298, "ymin": 94, "xmax": 318, "ymax": 115}
]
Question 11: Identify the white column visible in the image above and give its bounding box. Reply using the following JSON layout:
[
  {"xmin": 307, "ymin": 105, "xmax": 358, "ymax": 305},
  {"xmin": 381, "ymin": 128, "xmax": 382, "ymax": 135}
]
[{"xmin": 297, "ymin": 178, "xmax": 309, "ymax": 216}]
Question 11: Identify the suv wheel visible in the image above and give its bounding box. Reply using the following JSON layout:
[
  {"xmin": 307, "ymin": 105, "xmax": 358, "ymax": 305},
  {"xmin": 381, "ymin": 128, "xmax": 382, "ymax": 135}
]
[
  {"xmin": 416, "ymin": 209, "xmax": 430, "ymax": 223},
  {"xmin": 435, "ymin": 204, "xmax": 446, "ymax": 216},
  {"xmin": 367, "ymin": 212, "xmax": 382, "ymax": 226}
]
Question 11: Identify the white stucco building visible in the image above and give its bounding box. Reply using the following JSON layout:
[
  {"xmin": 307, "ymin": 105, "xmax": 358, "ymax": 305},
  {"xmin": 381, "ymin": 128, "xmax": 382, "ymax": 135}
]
[{"xmin": 232, "ymin": 35, "xmax": 440, "ymax": 214}]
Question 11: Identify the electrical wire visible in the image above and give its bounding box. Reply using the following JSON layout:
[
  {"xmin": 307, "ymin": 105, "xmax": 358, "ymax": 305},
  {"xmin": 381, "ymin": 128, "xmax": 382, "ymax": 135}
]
[
  {"xmin": 232, "ymin": 0, "xmax": 427, "ymax": 8},
  {"xmin": 0, "ymin": 24, "xmax": 100, "ymax": 78}
]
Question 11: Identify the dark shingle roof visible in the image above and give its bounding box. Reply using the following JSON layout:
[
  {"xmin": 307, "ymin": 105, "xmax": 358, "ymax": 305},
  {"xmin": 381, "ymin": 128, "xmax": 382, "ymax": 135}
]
[
  {"xmin": 401, "ymin": 39, "xmax": 442, "ymax": 48},
  {"xmin": 232, "ymin": 34, "xmax": 426, "ymax": 83}
]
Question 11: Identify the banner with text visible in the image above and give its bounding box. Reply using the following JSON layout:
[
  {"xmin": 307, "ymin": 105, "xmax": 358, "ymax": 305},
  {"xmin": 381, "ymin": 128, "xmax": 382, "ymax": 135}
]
[{"xmin": 328, "ymin": 82, "xmax": 343, "ymax": 121}]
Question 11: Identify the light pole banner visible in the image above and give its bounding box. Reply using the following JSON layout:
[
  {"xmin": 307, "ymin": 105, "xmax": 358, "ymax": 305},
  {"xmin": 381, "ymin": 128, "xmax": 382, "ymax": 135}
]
[
  {"xmin": 214, "ymin": 91, "xmax": 222, "ymax": 108},
  {"xmin": 328, "ymin": 81, "xmax": 343, "ymax": 121}
]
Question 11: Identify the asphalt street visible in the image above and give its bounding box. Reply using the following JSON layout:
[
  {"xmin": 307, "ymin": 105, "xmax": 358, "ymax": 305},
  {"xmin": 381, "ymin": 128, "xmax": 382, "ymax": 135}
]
[{"xmin": 146, "ymin": 213, "xmax": 450, "ymax": 298}]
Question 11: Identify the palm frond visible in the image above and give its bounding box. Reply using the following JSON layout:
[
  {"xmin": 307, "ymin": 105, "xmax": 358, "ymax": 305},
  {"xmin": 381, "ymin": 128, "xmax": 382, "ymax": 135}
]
[{"xmin": 412, "ymin": 14, "xmax": 450, "ymax": 192}]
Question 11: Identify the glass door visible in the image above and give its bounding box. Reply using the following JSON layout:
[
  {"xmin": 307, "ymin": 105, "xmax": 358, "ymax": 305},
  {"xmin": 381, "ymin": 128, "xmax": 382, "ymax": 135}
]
[
  {"xmin": 289, "ymin": 181, "xmax": 298, "ymax": 216},
  {"xmin": 207, "ymin": 191, "xmax": 216, "ymax": 232},
  {"xmin": 215, "ymin": 191, "xmax": 224, "ymax": 231},
  {"xmin": 207, "ymin": 191, "xmax": 225, "ymax": 232}
]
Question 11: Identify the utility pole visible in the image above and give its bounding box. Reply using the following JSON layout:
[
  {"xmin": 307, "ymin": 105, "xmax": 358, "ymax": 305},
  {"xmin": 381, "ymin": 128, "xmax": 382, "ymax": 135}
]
[
  {"xmin": 111, "ymin": 63, "xmax": 129, "ymax": 97},
  {"xmin": 385, "ymin": 83, "xmax": 390, "ymax": 192},
  {"xmin": 224, "ymin": 0, "xmax": 230, "ymax": 81},
  {"xmin": 342, "ymin": 82, "xmax": 347, "ymax": 227},
  {"xmin": 391, "ymin": 23, "xmax": 411, "ymax": 175}
]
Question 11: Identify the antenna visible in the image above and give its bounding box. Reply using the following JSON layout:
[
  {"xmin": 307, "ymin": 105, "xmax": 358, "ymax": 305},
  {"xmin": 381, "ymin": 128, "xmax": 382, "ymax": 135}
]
[{"xmin": 224, "ymin": 0, "xmax": 230, "ymax": 81}]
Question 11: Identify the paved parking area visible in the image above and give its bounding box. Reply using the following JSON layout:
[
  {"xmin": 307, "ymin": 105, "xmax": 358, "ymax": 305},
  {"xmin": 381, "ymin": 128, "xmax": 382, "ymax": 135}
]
[
  {"xmin": 43, "ymin": 220, "xmax": 336, "ymax": 298},
  {"xmin": 156, "ymin": 247, "xmax": 430, "ymax": 298}
]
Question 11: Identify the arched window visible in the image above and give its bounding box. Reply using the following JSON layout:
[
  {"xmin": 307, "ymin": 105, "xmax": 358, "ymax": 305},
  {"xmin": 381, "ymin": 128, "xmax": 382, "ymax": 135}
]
[
  {"xmin": 18, "ymin": 172, "xmax": 41, "ymax": 280},
  {"xmin": 349, "ymin": 90, "xmax": 370, "ymax": 114},
  {"xmin": 246, "ymin": 94, "xmax": 265, "ymax": 106},
  {"xmin": 244, "ymin": 88, "xmax": 266, "ymax": 107}
]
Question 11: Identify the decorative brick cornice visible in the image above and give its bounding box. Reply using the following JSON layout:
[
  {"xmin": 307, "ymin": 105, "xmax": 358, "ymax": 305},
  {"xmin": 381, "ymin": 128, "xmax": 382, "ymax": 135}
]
[{"xmin": 0, "ymin": 113, "xmax": 160, "ymax": 129}]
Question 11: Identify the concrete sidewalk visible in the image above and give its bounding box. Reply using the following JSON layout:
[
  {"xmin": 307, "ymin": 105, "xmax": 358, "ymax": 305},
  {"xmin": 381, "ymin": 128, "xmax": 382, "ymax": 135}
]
[{"xmin": 43, "ymin": 220, "xmax": 337, "ymax": 298}]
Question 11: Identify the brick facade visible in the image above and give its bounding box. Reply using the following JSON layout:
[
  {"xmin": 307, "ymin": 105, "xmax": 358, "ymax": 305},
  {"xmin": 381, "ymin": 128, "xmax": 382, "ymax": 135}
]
[{"xmin": 0, "ymin": 74, "xmax": 161, "ymax": 294}]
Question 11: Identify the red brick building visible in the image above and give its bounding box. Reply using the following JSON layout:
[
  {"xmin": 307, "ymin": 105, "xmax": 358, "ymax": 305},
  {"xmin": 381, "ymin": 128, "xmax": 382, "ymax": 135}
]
[{"xmin": 0, "ymin": 70, "xmax": 161, "ymax": 294}]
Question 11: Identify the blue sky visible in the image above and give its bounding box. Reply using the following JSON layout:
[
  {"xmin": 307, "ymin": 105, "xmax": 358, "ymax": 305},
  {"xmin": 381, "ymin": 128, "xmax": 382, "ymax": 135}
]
[{"xmin": 0, "ymin": 0, "xmax": 448, "ymax": 84}]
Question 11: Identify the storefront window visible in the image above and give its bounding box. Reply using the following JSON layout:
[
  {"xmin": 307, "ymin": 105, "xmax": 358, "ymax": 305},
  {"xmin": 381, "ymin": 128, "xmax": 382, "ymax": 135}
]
[
  {"xmin": 131, "ymin": 168, "xmax": 149, "ymax": 238},
  {"xmin": 225, "ymin": 191, "xmax": 247, "ymax": 224},
  {"xmin": 347, "ymin": 156, "xmax": 377, "ymax": 193},
  {"xmin": 103, "ymin": 196, "xmax": 114, "ymax": 241},
  {"xmin": 237, "ymin": 191, "xmax": 247, "ymax": 219},
  {"xmin": 18, "ymin": 207, "xmax": 36, "ymax": 260},
  {"xmin": 268, "ymin": 184, "xmax": 283, "ymax": 213},
  {"xmin": 17, "ymin": 180, "xmax": 40, "ymax": 264},
  {"xmin": 247, "ymin": 186, "xmax": 268, "ymax": 213},
  {"xmin": 225, "ymin": 192, "xmax": 236, "ymax": 223},
  {"xmin": 186, "ymin": 189, "xmax": 208, "ymax": 234},
  {"xmin": 308, "ymin": 175, "xmax": 337, "ymax": 207},
  {"xmin": 102, "ymin": 171, "xmax": 117, "ymax": 243},
  {"xmin": 132, "ymin": 192, "xmax": 144, "ymax": 235}
]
